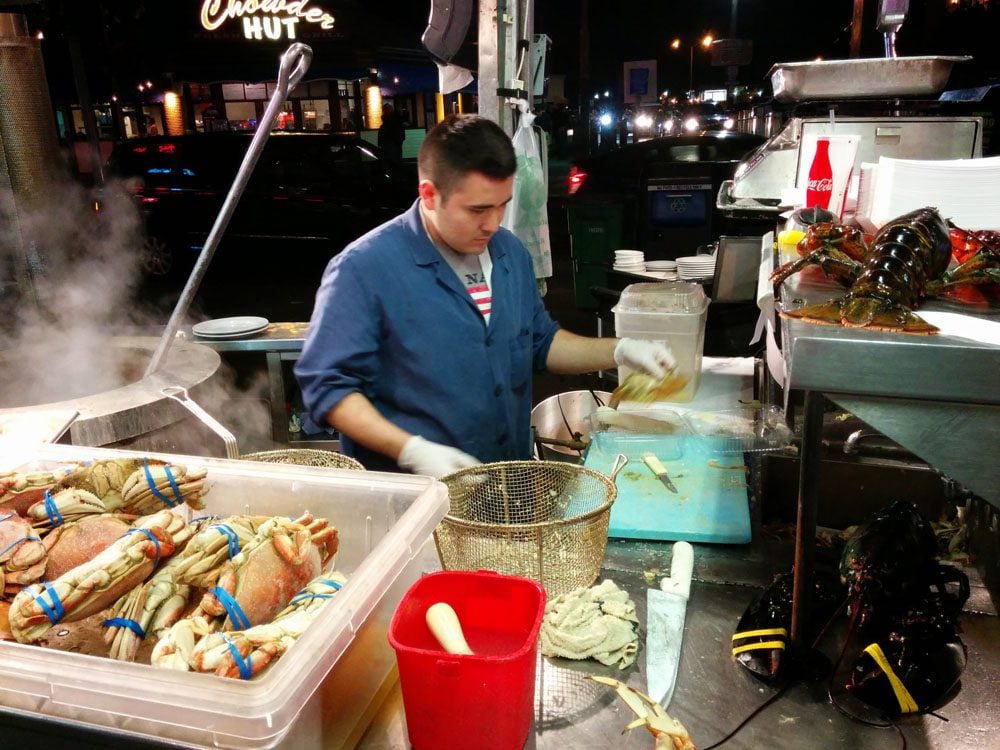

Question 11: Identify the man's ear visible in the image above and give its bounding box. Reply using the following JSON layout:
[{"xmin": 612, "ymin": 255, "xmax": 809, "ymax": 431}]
[{"xmin": 418, "ymin": 179, "xmax": 438, "ymax": 210}]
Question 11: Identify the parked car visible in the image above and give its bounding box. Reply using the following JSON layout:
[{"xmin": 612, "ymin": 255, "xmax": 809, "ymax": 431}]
[
  {"xmin": 567, "ymin": 130, "xmax": 766, "ymax": 197},
  {"xmin": 564, "ymin": 130, "xmax": 770, "ymax": 310},
  {"xmin": 103, "ymin": 132, "xmax": 418, "ymax": 281}
]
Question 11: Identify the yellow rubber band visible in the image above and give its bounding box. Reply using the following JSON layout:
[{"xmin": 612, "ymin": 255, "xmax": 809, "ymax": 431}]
[
  {"xmin": 732, "ymin": 627, "xmax": 788, "ymax": 641},
  {"xmin": 732, "ymin": 640, "xmax": 786, "ymax": 656},
  {"xmin": 862, "ymin": 643, "xmax": 920, "ymax": 714}
]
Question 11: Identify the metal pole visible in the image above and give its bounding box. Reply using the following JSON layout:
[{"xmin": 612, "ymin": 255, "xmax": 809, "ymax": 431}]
[
  {"xmin": 65, "ymin": 7, "xmax": 105, "ymax": 186},
  {"xmin": 144, "ymin": 44, "xmax": 312, "ymax": 376},
  {"xmin": 576, "ymin": 0, "xmax": 590, "ymax": 158},
  {"xmin": 850, "ymin": 0, "xmax": 864, "ymax": 58},
  {"xmin": 790, "ymin": 390, "xmax": 824, "ymax": 645}
]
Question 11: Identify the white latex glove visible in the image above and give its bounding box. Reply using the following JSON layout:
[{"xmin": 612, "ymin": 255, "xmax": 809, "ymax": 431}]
[
  {"xmin": 613, "ymin": 338, "xmax": 677, "ymax": 379},
  {"xmin": 398, "ymin": 435, "xmax": 481, "ymax": 478}
]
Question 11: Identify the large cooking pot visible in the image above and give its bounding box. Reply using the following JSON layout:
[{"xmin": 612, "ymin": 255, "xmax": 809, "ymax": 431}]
[
  {"xmin": 530, "ymin": 390, "xmax": 611, "ymax": 462},
  {"xmin": 0, "ymin": 335, "xmax": 222, "ymax": 452}
]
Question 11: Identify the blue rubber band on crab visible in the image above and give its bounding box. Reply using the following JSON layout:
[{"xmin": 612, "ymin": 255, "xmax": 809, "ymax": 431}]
[
  {"xmin": 124, "ymin": 527, "xmax": 163, "ymax": 566},
  {"xmin": 0, "ymin": 533, "xmax": 42, "ymax": 558},
  {"xmin": 208, "ymin": 586, "xmax": 251, "ymax": 631},
  {"xmin": 44, "ymin": 489, "xmax": 65, "ymax": 527},
  {"xmin": 142, "ymin": 459, "xmax": 183, "ymax": 508},
  {"xmin": 208, "ymin": 523, "xmax": 240, "ymax": 559},
  {"xmin": 32, "ymin": 581, "xmax": 66, "ymax": 624},
  {"xmin": 289, "ymin": 579, "xmax": 343, "ymax": 606},
  {"xmin": 221, "ymin": 634, "xmax": 253, "ymax": 680},
  {"xmin": 102, "ymin": 617, "xmax": 146, "ymax": 638},
  {"xmin": 0, "ymin": 512, "xmax": 15, "ymax": 523}
]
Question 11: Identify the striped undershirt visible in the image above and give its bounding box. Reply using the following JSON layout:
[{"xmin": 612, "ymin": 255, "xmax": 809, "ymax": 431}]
[{"xmin": 421, "ymin": 207, "xmax": 493, "ymax": 323}]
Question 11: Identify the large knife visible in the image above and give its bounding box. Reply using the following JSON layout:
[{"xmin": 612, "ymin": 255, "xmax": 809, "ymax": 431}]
[
  {"xmin": 646, "ymin": 540, "xmax": 694, "ymax": 708},
  {"xmin": 642, "ymin": 452, "xmax": 678, "ymax": 493}
]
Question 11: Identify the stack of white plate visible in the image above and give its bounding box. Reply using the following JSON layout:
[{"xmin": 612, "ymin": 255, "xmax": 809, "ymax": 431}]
[
  {"xmin": 192, "ymin": 316, "xmax": 270, "ymax": 340},
  {"xmin": 644, "ymin": 260, "xmax": 679, "ymax": 280},
  {"xmin": 613, "ymin": 249, "xmax": 645, "ymax": 273},
  {"xmin": 675, "ymin": 255, "xmax": 716, "ymax": 281}
]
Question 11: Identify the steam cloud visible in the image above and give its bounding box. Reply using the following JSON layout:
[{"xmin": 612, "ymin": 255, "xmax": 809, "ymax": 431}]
[{"xmin": 0, "ymin": 176, "xmax": 273, "ymax": 455}]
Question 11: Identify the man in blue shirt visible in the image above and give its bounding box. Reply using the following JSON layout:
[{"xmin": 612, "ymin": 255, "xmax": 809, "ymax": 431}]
[{"xmin": 295, "ymin": 115, "xmax": 673, "ymax": 476}]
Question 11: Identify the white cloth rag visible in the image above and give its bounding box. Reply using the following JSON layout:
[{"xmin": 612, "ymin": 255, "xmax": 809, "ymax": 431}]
[{"xmin": 540, "ymin": 579, "xmax": 639, "ymax": 669}]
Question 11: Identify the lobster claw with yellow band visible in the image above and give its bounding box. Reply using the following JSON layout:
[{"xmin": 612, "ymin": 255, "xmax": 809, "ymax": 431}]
[{"xmin": 846, "ymin": 624, "xmax": 968, "ymax": 716}]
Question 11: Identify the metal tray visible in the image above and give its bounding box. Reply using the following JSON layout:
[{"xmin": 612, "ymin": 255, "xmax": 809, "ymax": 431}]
[{"xmin": 769, "ymin": 56, "xmax": 971, "ymax": 102}]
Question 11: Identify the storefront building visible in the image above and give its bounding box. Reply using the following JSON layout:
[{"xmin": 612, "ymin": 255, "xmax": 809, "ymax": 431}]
[{"xmin": 45, "ymin": 1, "xmax": 475, "ymax": 156}]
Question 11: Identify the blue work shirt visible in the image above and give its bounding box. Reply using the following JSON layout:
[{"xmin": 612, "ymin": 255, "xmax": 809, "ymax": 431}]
[{"xmin": 295, "ymin": 200, "xmax": 560, "ymax": 471}]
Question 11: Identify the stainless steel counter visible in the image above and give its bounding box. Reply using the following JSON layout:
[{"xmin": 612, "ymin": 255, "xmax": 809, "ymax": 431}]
[
  {"xmin": 359, "ymin": 536, "xmax": 1000, "ymax": 750},
  {"xmin": 779, "ymin": 271, "xmax": 1000, "ymax": 507}
]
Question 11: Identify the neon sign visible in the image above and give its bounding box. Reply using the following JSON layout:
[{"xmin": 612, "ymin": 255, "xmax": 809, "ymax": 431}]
[{"xmin": 200, "ymin": 0, "xmax": 335, "ymax": 41}]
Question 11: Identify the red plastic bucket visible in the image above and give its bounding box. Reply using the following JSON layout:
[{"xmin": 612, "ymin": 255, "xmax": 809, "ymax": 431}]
[{"xmin": 388, "ymin": 570, "xmax": 546, "ymax": 750}]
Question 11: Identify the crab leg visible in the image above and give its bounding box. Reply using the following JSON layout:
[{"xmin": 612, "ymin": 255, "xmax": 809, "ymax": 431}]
[{"xmin": 588, "ymin": 675, "xmax": 696, "ymax": 750}]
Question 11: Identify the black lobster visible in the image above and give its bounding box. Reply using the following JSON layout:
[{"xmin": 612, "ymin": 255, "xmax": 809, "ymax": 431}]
[{"xmin": 732, "ymin": 500, "xmax": 970, "ymax": 717}]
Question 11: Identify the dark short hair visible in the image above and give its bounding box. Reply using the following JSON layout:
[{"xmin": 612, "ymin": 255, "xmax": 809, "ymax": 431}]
[{"xmin": 418, "ymin": 114, "xmax": 516, "ymax": 197}]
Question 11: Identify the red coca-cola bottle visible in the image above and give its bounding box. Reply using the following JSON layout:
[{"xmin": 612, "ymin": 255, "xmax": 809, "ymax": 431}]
[{"xmin": 805, "ymin": 138, "xmax": 833, "ymax": 210}]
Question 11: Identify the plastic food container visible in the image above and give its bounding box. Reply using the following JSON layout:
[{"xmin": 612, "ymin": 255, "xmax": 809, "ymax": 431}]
[
  {"xmin": 612, "ymin": 282, "xmax": 710, "ymax": 402},
  {"xmin": 0, "ymin": 442, "xmax": 448, "ymax": 749},
  {"xmin": 388, "ymin": 570, "xmax": 546, "ymax": 750}
]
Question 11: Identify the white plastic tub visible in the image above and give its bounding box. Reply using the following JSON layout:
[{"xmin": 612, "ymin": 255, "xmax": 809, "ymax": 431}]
[
  {"xmin": 0, "ymin": 442, "xmax": 448, "ymax": 749},
  {"xmin": 612, "ymin": 282, "xmax": 710, "ymax": 402}
]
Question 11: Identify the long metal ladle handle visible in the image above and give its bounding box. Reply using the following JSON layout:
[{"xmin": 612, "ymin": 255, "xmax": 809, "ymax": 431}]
[
  {"xmin": 145, "ymin": 43, "xmax": 314, "ymax": 376},
  {"xmin": 161, "ymin": 386, "xmax": 240, "ymax": 459}
]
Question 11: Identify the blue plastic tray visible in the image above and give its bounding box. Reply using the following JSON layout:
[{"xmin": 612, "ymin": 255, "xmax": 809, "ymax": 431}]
[{"xmin": 584, "ymin": 432, "xmax": 752, "ymax": 544}]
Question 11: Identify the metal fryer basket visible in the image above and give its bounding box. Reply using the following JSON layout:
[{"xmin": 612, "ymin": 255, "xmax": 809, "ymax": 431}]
[
  {"xmin": 434, "ymin": 459, "xmax": 624, "ymax": 596},
  {"xmin": 239, "ymin": 448, "xmax": 365, "ymax": 471}
]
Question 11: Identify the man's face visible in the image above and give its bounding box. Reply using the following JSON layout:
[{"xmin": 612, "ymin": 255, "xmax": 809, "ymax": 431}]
[{"xmin": 418, "ymin": 171, "xmax": 514, "ymax": 254}]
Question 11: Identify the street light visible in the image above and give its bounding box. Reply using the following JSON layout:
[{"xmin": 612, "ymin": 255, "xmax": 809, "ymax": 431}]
[{"xmin": 671, "ymin": 34, "xmax": 714, "ymax": 94}]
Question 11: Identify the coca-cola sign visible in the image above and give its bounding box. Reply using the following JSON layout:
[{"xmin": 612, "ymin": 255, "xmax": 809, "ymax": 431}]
[{"xmin": 807, "ymin": 178, "xmax": 833, "ymax": 192}]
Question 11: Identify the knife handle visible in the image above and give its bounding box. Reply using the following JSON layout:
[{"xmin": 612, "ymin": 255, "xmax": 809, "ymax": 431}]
[
  {"xmin": 641, "ymin": 452, "xmax": 668, "ymax": 476},
  {"xmin": 661, "ymin": 541, "xmax": 694, "ymax": 600}
]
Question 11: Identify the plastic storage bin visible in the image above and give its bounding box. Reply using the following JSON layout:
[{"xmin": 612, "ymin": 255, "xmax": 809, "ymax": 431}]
[
  {"xmin": 0, "ymin": 442, "xmax": 449, "ymax": 749},
  {"xmin": 388, "ymin": 570, "xmax": 546, "ymax": 750},
  {"xmin": 612, "ymin": 281, "xmax": 710, "ymax": 402}
]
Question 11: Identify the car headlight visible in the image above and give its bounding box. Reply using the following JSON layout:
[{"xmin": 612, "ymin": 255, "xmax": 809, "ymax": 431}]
[
  {"xmin": 599, "ymin": 113, "xmax": 613, "ymax": 127},
  {"xmin": 683, "ymin": 116, "xmax": 699, "ymax": 132},
  {"xmin": 635, "ymin": 114, "xmax": 653, "ymax": 129},
  {"xmin": 723, "ymin": 118, "xmax": 735, "ymax": 130}
]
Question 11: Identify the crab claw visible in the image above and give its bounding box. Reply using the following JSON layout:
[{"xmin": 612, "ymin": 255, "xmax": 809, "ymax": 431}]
[{"xmin": 588, "ymin": 675, "xmax": 696, "ymax": 750}]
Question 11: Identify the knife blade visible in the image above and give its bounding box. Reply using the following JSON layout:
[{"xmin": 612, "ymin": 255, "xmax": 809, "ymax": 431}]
[
  {"xmin": 646, "ymin": 540, "xmax": 694, "ymax": 708},
  {"xmin": 642, "ymin": 452, "xmax": 678, "ymax": 493}
]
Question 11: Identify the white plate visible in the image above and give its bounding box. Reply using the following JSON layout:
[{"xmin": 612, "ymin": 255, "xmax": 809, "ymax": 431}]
[{"xmin": 193, "ymin": 316, "xmax": 270, "ymax": 339}]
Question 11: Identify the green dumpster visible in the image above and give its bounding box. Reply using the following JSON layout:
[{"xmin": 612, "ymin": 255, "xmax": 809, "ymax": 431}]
[{"xmin": 566, "ymin": 199, "xmax": 624, "ymax": 309}]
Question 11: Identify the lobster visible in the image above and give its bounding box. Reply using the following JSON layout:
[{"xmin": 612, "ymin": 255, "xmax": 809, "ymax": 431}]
[
  {"xmin": 731, "ymin": 558, "xmax": 843, "ymax": 682},
  {"xmin": 847, "ymin": 592, "xmax": 968, "ymax": 716},
  {"xmin": 770, "ymin": 207, "xmax": 1000, "ymax": 334},
  {"xmin": 732, "ymin": 500, "xmax": 970, "ymax": 717}
]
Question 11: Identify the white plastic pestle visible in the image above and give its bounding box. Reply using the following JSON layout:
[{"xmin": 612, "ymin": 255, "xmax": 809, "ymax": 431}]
[{"xmin": 425, "ymin": 602, "xmax": 474, "ymax": 655}]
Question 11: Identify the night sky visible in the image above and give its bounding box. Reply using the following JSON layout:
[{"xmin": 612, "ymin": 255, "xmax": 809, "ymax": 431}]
[{"xmin": 23, "ymin": 1, "xmax": 1000, "ymax": 105}]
